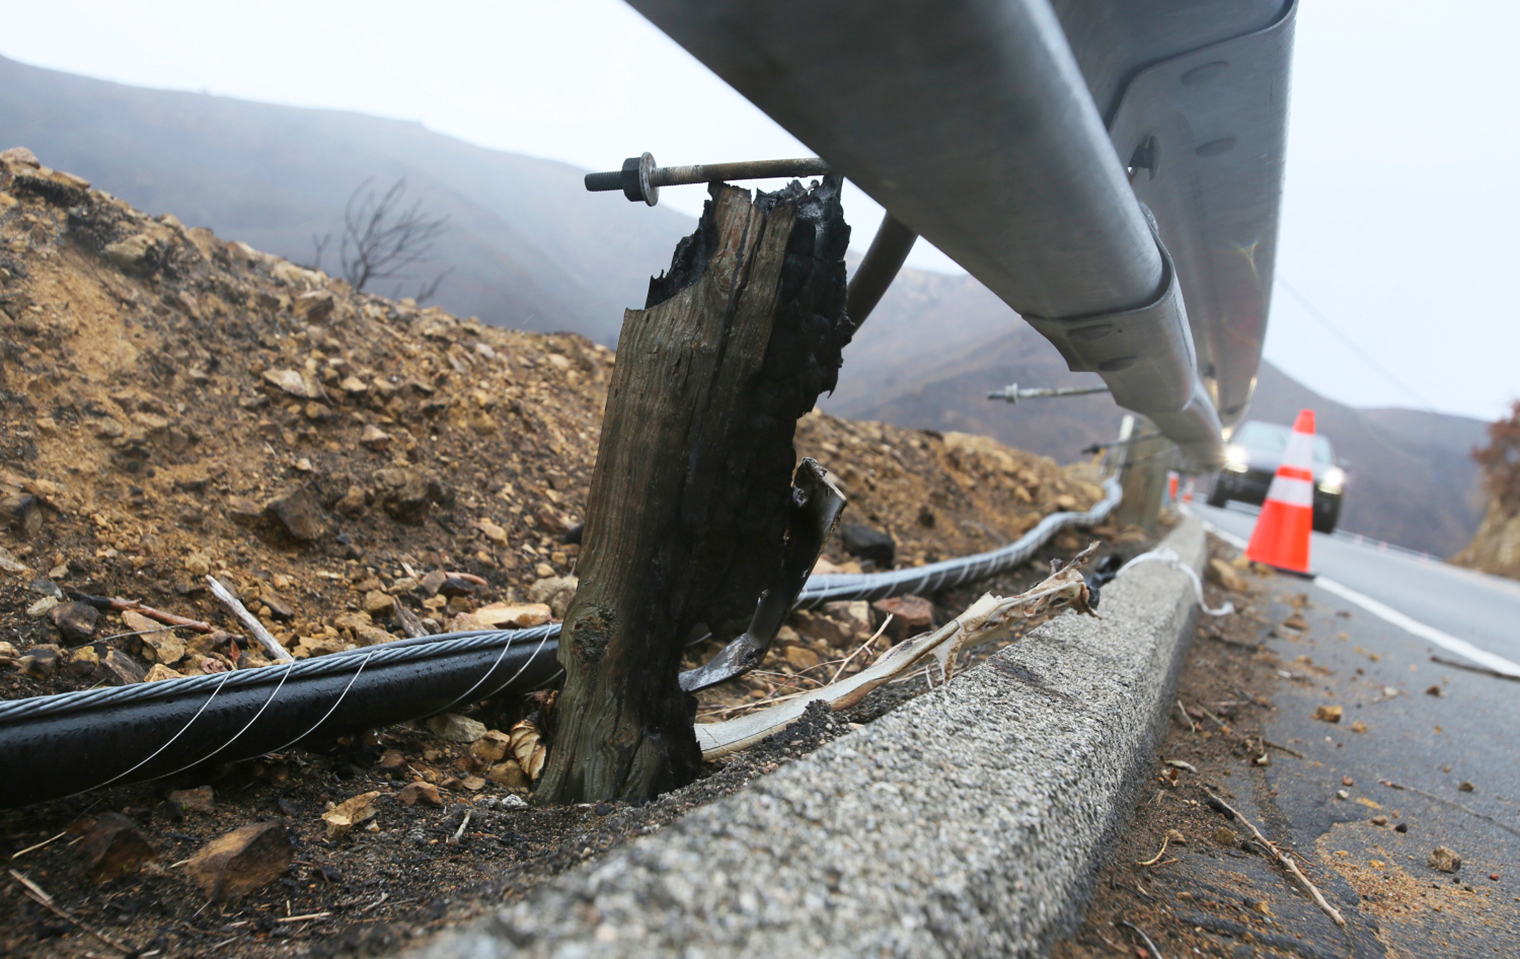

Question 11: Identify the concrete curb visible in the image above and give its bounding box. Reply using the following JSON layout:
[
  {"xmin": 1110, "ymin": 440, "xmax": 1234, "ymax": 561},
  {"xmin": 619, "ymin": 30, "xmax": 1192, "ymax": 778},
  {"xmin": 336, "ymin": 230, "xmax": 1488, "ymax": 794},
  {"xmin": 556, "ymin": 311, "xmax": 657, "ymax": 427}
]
[{"xmin": 414, "ymin": 518, "xmax": 1206, "ymax": 959}]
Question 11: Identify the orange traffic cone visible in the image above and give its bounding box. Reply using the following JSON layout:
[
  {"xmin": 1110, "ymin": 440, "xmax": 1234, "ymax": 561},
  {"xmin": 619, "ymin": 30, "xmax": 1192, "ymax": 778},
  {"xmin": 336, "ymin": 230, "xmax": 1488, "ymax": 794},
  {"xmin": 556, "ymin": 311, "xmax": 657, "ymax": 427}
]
[
  {"xmin": 1168, "ymin": 472, "xmax": 1179, "ymax": 503},
  {"xmin": 1182, "ymin": 478, "xmax": 1195, "ymax": 504},
  {"xmin": 1246, "ymin": 409, "xmax": 1316, "ymax": 575}
]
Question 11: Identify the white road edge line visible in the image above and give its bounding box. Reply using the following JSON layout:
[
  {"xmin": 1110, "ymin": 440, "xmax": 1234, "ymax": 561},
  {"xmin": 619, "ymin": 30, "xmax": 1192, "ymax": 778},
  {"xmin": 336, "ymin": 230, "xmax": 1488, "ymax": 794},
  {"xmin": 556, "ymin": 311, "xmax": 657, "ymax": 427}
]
[
  {"xmin": 1185, "ymin": 507, "xmax": 1520, "ymax": 680},
  {"xmin": 1310, "ymin": 576, "xmax": 1520, "ymax": 679}
]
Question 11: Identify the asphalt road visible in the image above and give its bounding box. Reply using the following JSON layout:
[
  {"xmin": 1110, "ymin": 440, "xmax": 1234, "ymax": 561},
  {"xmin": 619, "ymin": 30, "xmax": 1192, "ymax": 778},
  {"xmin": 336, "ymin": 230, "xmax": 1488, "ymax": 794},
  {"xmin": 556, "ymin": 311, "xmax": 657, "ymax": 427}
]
[
  {"xmin": 1193, "ymin": 502, "xmax": 1520, "ymax": 672},
  {"xmin": 1184, "ymin": 503, "xmax": 1520, "ymax": 955}
]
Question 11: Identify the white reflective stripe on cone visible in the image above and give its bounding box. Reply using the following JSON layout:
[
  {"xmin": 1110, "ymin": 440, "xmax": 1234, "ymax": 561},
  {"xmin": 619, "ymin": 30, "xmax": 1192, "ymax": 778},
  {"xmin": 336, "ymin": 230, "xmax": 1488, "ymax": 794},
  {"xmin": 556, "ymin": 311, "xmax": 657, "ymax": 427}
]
[
  {"xmin": 1265, "ymin": 475, "xmax": 1314, "ymax": 507},
  {"xmin": 1283, "ymin": 431, "xmax": 1316, "ymax": 469}
]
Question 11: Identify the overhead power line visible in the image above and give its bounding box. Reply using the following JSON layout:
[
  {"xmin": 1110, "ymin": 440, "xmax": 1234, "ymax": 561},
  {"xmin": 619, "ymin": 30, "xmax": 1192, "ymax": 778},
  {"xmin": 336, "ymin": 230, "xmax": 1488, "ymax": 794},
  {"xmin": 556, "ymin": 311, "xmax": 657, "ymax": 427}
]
[{"xmin": 1274, "ymin": 275, "xmax": 1436, "ymax": 412}]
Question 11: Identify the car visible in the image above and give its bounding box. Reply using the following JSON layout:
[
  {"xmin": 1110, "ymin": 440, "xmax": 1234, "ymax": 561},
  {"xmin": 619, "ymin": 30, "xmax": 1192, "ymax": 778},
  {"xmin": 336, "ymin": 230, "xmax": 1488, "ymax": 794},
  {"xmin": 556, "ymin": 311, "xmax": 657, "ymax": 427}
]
[{"xmin": 1208, "ymin": 420, "xmax": 1346, "ymax": 533}]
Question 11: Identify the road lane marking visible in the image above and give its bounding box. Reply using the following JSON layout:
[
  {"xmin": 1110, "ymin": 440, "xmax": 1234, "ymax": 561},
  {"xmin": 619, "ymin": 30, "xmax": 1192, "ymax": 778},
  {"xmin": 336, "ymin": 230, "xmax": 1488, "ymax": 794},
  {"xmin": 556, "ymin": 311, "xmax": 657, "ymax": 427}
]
[
  {"xmin": 1310, "ymin": 577, "xmax": 1520, "ymax": 678},
  {"xmin": 1186, "ymin": 507, "xmax": 1520, "ymax": 679}
]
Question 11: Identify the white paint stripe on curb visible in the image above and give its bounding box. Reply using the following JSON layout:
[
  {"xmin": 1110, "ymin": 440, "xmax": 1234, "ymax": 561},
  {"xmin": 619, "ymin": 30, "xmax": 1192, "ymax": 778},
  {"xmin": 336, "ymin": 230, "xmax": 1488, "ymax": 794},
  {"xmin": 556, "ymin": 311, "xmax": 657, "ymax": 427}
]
[
  {"xmin": 1311, "ymin": 576, "xmax": 1520, "ymax": 679},
  {"xmin": 1201, "ymin": 520, "xmax": 1248, "ymax": 551},
  {"xmin": 1188, "ymin": 508, "xmax": 1520, "ymax": 679}
]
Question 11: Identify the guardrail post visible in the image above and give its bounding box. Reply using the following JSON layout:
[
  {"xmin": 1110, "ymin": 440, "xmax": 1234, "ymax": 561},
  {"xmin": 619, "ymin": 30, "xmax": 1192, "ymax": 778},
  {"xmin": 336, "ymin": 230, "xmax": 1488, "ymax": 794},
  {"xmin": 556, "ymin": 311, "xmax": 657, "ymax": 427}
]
[
  {"xmin": 1114, "ymin": 416, "xmax": 1173, "ymax": 532},
  {"xmin": 536, "ymin": 179, "xmax": 854, "ymax": 805}
]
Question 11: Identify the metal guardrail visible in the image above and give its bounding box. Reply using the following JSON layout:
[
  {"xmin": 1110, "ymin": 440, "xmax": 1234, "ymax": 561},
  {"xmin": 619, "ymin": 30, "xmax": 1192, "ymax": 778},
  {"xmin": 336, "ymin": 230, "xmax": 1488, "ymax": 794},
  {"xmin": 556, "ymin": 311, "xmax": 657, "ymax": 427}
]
[{"xmin": 1330, "ymin": 529, "xmax": 1443, "ymax": 564}]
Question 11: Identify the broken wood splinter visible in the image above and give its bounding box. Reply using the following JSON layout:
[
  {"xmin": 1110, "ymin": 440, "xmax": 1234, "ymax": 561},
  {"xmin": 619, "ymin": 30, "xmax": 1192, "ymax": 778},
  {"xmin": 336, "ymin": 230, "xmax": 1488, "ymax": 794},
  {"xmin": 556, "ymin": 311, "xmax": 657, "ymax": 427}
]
[
  {"xmin": 1137, "ymin": 835, "xmax": 1172, "ymax": 867},
  {"xmin": 205, "ymin": 575, "xmax": 294, "ymax": 664}
]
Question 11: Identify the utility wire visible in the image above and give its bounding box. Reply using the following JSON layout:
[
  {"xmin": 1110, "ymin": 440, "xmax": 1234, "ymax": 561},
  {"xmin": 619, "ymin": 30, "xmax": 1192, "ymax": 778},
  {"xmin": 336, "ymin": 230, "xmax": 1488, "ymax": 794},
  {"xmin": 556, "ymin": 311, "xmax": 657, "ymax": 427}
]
[{"xmin": 1274, "ymin": 275, "xmax": 1436, "ymax": 412}]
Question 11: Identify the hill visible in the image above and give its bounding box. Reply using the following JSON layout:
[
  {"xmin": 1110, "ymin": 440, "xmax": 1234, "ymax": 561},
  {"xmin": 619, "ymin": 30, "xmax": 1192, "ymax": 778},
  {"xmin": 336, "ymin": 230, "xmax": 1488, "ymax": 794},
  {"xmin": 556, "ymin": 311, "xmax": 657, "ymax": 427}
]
[
  {"xmin": 0, "ymin": 153, "xmax": 1118, "ymax": 953},
  {"xmin": 825, "ymin": 270, "xmax": 1486, "ymax": 557},
  {"xmin": 4, "ymin": 53, "xmax": 1483, "ymax": 556},
  {"xmin": 0, "ymin": 53, "xmax": 692, "ymax": 344}
]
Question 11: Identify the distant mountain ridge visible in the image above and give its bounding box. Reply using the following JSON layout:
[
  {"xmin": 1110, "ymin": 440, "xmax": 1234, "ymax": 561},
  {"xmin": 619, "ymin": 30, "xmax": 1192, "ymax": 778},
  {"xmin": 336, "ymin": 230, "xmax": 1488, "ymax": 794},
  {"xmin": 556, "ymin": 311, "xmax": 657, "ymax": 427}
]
[
  {"xmin": 4, "ymin": 53, "xmax": 1483, "ymax": 556},
  {"xmin": 0, "ymin": 53, "xmax": 692, "ymax": 344},
  {"xmin": 825, "ymin": 269, "xmax": 1486, "ymax": 557}
]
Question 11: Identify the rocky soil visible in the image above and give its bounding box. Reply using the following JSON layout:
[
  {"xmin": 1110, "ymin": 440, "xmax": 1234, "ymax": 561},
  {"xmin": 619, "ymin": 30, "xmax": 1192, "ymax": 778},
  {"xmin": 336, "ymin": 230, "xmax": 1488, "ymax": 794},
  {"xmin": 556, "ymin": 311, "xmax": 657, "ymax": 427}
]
[{"xmin": 0, "ymin": 149, "xmax": 1129, "ymax": 957}]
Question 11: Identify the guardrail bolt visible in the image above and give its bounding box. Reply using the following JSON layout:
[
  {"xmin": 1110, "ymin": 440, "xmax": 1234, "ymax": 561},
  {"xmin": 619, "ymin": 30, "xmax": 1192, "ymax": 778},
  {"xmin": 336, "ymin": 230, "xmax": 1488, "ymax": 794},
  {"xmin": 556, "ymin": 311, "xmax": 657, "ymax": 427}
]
[{"xmin": 585, "ymin": 153, "xmax": 833, "ymax": 207}]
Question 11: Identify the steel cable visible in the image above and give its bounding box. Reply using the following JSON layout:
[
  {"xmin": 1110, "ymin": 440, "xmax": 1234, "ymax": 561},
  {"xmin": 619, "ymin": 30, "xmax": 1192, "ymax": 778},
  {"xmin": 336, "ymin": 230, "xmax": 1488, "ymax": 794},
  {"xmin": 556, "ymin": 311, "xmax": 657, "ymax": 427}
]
[
  {"xmin": 0, "ymin": 478, "xmax": 1118, "ymax": 727},
  {"xmin": 0, "ymin": 476, "xmax": 1119, "ymax": 809}
]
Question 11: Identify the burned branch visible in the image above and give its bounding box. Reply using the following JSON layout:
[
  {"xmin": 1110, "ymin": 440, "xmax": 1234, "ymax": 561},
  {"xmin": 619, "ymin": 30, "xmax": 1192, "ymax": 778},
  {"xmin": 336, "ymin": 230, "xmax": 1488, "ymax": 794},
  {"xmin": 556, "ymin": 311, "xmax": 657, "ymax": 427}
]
[{"xmin": 319, "ymin": 177, "xmax": 450, "ymax": 301}]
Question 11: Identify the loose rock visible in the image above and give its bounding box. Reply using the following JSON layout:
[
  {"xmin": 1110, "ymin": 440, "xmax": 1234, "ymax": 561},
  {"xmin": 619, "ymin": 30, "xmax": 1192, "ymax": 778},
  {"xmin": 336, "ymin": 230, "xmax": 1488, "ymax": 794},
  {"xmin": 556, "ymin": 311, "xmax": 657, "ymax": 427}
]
[
  {"xmin": 262, "ymin": 368, "xmax": 325, "ymax": 400},
  {"xmin": 784, "ymin": 645, "xmax": 822, "ymax": 670},
  {"xmin": 102, "ymin": 234, "xmax": 153, "ymax": 271},
  {"xmin": 0, "ymin": 544, "xmax": 27, "ymax": 572},
  {"xmin": 471, "ymin": 729, "xmax": 512, "ymax": 764},
  {"xmin": 322, "ymin": 791, "xmax": 381, "ymax": 841},
  {"xmin": 869, "ymin": 594, "xmax": 934, "ymax": 643},
  {"xmin": 259, "ymin": 587, "xmax": 296, "ymax": 620},
  {"xmin": 119, "ymin": 608, "xmax": 160, "ymax": 637},
  {"xmin": 78, "ymin": 812, "xmax": 158, "ymax": 883},
  {"xmin": 141, "ymin": 628, "xmax": 185, "ymax": 665},
  {"xmin": 399, "ymin": 782, "xmax": 444, "ymax": 807},
  {"xmin": 48, "ymin": 600, "xmax": 98, "ymax": 644},
  {"xmin": 821, "ymin": 600, "xmax": 873, "ymax": 640},
  {"xmin": 1429, "ymin": 846, "xmax": 1462, "ymax": 873},
  {"xmin": 25, "ymin": 595, "xmax": 58, "ymax": 618},
  {"xmin": 528, "ymin": 575, "xmax": 578, "ymax": 618},
  {"xmin": 427, "ymin": 712, "xmax": 487, "ymax": 743},
  {"xmin": 471, "ymin": 601, "xmax": 552, "ymax": 628},
  {"xmin": 17, "ymin": 646, "xmax": 60, "ymax": 677},
  {"xmin": 839, "ymin": 522, "xmax": 895, "ymax": 568},
  {"xmin": 101, "ymin": 648, "xmax": 146, "ymax": 685},
  {"xmin": 359, "ymin": 423, "xmax": 392, "ymax": 451},
  {"xmin": 262, "ymin": 483, "xmax": 326, "ymax": 542},
  {"xmin": 167, "ymin": 786, "xmax": 215, "ymax": 817},
  {"xmin": 185, "ymin": 822, "xmax": 294, "ymax": 898},
  {"xmin": 486, "ymin": 760, "xmax": 531, "ymax": 790},
  {"xmin": 1206, "ymin": 557, "xmax": 1248, "ymax": 593},
  {"xmin": 1313, "ymin": 704, "xmax": 1343, "ymax": 723},
  {"xmin": 3, "ymin": 492, "xmax": 41, "ymax": 538}
]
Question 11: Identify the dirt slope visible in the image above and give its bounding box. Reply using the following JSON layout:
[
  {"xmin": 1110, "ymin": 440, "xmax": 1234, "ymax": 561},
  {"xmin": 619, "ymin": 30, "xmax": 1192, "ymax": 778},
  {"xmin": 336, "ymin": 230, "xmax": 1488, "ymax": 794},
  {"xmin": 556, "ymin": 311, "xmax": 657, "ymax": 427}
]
[
  {"xmin": 0, "ymin": 150, "xmax": 1120, "ymax": 957},
  {"xmin": 0, "ymin": 146, "xmax": 1102, "ymax": 705},
  {"xmin": 0, "ymin": 53, "xmax": 692, "ymax": 344},
  {"xmin": 829, "ymin": 275, "xmax": 1486, "ymax": 557}
]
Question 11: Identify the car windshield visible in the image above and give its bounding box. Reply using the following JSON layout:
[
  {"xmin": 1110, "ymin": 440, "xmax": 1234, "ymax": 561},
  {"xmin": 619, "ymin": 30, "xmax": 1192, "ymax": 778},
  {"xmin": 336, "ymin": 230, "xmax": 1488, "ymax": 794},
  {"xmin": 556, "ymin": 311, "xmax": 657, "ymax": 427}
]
[{"xmin": 1234, "ymin": 421, "xmax": 1332, "ymax": 465}]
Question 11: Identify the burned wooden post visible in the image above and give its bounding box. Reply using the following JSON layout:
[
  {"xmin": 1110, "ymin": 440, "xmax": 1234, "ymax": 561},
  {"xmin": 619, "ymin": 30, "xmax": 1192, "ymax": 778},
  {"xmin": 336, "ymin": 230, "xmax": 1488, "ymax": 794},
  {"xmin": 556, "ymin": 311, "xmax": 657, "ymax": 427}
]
[{"xmin": 536, "ymin": 178, "xmax": 854, "ymax": 804}]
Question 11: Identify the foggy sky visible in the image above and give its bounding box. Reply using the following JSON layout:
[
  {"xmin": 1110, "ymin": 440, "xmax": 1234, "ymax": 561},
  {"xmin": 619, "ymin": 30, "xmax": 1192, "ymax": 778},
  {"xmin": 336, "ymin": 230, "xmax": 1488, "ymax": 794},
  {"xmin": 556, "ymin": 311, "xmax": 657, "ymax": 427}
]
[{"xmin": 1, "ymin": 0, "xmax": 1514, "ymax": 420}]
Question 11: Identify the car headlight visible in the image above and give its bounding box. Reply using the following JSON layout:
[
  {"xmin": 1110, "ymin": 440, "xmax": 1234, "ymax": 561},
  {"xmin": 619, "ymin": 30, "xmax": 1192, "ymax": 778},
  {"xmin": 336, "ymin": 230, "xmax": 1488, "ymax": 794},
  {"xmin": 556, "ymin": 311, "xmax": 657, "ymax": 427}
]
[
  {"xmin": 1318, "ymin": 467, "xmax": 1345, "ymax": 494},
  {"xmin": 1223, "ymin": 445, "xmax": 1248, "ymax": 472}
]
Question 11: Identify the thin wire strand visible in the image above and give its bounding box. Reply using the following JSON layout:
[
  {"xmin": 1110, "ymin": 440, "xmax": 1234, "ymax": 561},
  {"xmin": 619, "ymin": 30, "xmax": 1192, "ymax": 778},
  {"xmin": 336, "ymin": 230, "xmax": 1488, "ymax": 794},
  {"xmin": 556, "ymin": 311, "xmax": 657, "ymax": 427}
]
[
  {"xmin": 71, "ymin": 668, "xmax": 237, "ymax": 797},
  {"xmin": 433, "ymin": 634, "xmax": 522, "ymax": 716},
  {"xmin": 445, "ymin": 629, "xmax": 553, "ymax": 710},
  {"xmin": 260, "ymin": 652, "xmax": 375, "ymax": 755},
  {"xmin": 1275, "ymin": 275, "xmax": 1435, "ymax": 411},
  {"xmin": 151, "ymin": 660, "xmax": 299, "ymax": 779}
]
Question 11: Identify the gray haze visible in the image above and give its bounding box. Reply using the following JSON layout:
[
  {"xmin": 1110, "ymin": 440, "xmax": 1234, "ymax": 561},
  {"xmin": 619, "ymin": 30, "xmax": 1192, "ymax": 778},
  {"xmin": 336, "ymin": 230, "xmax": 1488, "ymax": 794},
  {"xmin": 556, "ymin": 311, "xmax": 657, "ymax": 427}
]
[{"xmin": 2, "ymin": 0, "xmax": 1514, "ymax": 419}]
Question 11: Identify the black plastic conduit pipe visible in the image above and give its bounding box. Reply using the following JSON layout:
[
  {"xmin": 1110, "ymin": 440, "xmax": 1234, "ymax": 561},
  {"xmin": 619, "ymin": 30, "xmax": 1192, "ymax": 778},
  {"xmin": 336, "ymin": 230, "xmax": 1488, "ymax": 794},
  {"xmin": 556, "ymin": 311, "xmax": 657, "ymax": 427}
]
[{"xmin": 0, "ymin": 477, "xmax": 1118, "ymax": 810}]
